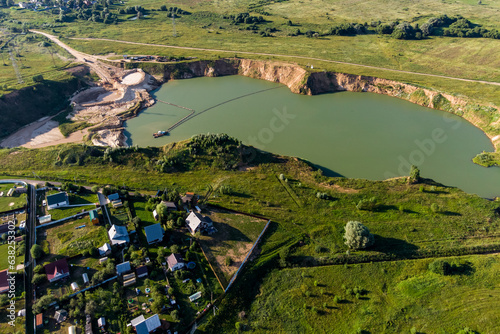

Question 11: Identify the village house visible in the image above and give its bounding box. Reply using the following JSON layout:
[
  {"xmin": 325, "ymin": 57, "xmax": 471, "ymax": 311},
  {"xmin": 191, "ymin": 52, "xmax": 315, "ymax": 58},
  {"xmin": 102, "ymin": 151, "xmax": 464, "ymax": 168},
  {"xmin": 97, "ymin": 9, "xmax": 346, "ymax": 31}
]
[
  {"xmin": 0, "ymin": 224, "xmax": 10, "ymax": 238},
  {"xmin": 108, "ymin": 224, "xmax": 129, "ymax": 245},
  {"xmin": 45, "ymin": 258, "xmax": 70, "ymax": 282},
  {"xmin": 35, "ymin": 313, "xmax": 43, "ymax": 329},
  {"xmin": 186, "ymin": 211, "xmax": 213, "ymax": 235},
  {"xmin": 54, "ymin": 309, "xmax": 68, "ymax": 324},
  {"xmin": 98, "ymin": 242, "xmax": 111, "ymax": 256},
  {"xmin": 108, "ymin": 193, "xmax": 123, "ymax": 208},
  {"xmin": 136, "ymin": 265, "xmax": 148, "ymax": 278},
  {"xmin": 0, "ymin": 269, "xmax": 9, "ymax": 294},
  {"xmin": 166, "ymin": 253, "xmax": 185, "ymax": 272},
  {"xmin": 46, "ymin": 192, "xmax": 69, "ymax": 210},
  {"xmin": 181, "ymin": 192, "xmax": 196, "ymax": 205},
  {"xmin": 130, "ymin": 314, "xmax": 161, "ymax": 334},
  {"xmin": 116, "ymin": 261, "xmax": 131, "ymax": 275},
  {"xmin": 161, "ymin": 201, "xmax": 177, "ymax": 211},
  {"xmin": 144, "ymin": 223, "xmax": 164, "ymax": 245}
]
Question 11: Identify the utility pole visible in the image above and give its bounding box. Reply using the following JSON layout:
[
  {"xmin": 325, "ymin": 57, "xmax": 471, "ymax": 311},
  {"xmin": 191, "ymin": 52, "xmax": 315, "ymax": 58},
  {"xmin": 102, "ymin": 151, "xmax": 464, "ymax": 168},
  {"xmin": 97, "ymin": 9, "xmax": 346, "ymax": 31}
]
[
  {"xmin": 8, "ymin": 48, "xmax": 23, "ymax": 84},
  {"xmin": 172, "ymin": 14, "xmax": 177, "ymax": 37}
]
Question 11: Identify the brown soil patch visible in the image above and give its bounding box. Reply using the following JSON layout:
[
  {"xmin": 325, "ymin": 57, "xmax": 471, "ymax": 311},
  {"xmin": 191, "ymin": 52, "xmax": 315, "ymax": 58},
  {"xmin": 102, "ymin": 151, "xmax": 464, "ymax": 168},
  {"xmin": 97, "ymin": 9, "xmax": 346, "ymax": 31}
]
[
  {"xmin": 215, "ymin": 242, "xmax": 253, "ymax": 277},
  {"xmin": 319, "ymin": 182, "xmax": 359, "ymax": 194},
  {"xmin": 64, "ymin": 65, "xmax": 90, "ymax": 77}
]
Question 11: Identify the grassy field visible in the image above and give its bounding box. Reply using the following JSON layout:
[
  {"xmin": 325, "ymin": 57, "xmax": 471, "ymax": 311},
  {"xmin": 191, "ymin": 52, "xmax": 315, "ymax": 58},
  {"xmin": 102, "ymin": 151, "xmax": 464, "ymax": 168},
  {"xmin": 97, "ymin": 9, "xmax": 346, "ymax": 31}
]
[
  {"xmin": 0, "ymin": 183, "xmax": 26, "ymax": 212},
  {"xmin": 198, "ymin": 208, "xmax": 268, "ymax": 282},
  {"xmin": 36, "ymin": 218, "xmax": 108, "ymax": 258},
  {"xmin": 0, "ymin": 30, "xmax": 75, "ymax": 95},
  {"xmin": 132, "ymin": 199, "xmax": 156, "ymax": 225},
  {"xmin": 242, "ymin": 254, "xmax": 500, "ymax": 333},
  {"xmin": 0, "ymin": 243, "xmax": 24, "ymax": 271}
]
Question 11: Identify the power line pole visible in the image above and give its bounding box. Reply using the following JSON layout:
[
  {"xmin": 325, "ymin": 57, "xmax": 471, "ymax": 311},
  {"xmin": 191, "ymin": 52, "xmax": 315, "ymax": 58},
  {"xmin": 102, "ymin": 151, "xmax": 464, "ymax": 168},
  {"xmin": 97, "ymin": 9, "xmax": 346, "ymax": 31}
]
[
  {"xmin": 172, "ymin": 14, "xmax": 177, "ymax": 37},
  {"xmin": 8, "ymin": 48, "xmax": 23, "ymax": 84}
]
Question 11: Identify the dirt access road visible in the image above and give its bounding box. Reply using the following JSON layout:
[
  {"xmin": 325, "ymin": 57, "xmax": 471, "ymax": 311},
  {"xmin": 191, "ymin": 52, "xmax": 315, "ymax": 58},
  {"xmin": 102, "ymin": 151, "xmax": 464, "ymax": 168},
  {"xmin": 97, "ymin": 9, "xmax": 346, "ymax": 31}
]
[
  {"xmin": 30, "ymin": 30, "xmax": 116, "ymax": 83},
  {"xmin": 67, "ymin": 36, "xmax": 500, "ymax": 87},
  {"xmin": 29, "ymin": 31, "xmax": 500, "ymax": 87}
]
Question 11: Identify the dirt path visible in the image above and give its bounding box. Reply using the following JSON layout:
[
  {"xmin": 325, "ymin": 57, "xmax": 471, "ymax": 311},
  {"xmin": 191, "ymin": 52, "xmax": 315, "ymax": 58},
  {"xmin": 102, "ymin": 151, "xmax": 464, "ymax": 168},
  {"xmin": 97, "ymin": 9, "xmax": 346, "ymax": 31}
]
[
  {"xmin": 67, "ymin": 36, "xmax": 500, "ymax": 87},
  {"xmin": 30, "ymin": 30, "xmax": 116, "ymax": 83}
]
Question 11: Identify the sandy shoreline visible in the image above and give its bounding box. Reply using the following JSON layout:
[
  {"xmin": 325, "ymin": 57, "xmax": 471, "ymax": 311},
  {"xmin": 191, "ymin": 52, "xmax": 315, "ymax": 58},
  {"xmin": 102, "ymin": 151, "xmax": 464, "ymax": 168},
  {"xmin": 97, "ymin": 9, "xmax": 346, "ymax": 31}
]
[{"xmin": 0, "ymin": 68, "xmax": 157, "ymax": 149}]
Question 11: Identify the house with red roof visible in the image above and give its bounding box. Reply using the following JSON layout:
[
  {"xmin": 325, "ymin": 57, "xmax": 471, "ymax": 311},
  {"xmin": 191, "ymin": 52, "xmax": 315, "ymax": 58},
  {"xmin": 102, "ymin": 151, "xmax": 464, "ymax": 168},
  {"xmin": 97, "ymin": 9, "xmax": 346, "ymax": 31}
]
[
  {"xmin": 44, "ymin": 258, "xmax": 70, "ymax": 282},
  {"xmin": 0, "ymin": 269, "xmax": 9, "ymax": 294}
]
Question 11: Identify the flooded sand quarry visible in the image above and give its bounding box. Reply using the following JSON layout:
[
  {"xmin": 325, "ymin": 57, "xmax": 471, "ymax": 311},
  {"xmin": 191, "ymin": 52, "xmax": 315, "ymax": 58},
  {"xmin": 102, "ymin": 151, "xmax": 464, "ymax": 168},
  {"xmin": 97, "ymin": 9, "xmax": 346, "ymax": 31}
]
[{"xmin": 125, "ymin": 76, "xmax": 500, "ymax": 198}]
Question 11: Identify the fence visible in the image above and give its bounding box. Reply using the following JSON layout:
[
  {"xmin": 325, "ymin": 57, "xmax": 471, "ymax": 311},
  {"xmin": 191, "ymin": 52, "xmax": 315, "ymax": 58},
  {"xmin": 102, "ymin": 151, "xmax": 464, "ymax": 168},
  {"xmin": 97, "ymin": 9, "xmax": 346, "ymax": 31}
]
[
  {"xmin": 225, "ymin": 219, "xmax": 271, "ymax": 293},
  {"xmin": 36, "ymin": 208, "xmax": 101, "ymax": 229}
]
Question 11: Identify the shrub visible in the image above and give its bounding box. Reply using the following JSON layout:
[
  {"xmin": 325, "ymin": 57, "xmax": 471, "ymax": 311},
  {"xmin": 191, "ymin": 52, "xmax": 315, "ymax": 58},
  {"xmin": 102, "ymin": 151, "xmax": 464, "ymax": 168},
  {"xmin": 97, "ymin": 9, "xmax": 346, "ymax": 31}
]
[
  {"xmin": 409, "ymin": 165, "xmax": 420, "ymax": 183},
  {"xmin": 32, "ymin": 274, "xmax": 47, "ymax": 284},
  {"xmin": 235, "ymin": 322, "xmax": 242, "ymax": 331},
  {"xmin": 344, "ymin": 221, "xmax": 375, "ymax": 250},
  {"xmin": 430, "ymin": 203, "xmax": 439, "ymax": 213},
  {"xmin": 33, "ymin": 264, "xmax": 44, "ymax": 274},
  {"xmin": 356, "ymin": 197, "xmax": 377, "ymax": 211},
  {"xmin": 32, "ymin": 74, "xmax": 44, "ymax": 82},
  {"xmin": 30, "ymin": 244, "xmax": 44, "ymax": 259},
  {"xmin": 428, "ymin": 259, "xmax": 451, "ymax": 275}
]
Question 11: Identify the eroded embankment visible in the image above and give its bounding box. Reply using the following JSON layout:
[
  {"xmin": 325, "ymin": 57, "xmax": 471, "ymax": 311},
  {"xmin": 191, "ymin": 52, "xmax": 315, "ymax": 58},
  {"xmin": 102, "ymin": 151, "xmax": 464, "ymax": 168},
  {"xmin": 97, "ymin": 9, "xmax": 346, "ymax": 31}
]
[{"xmin": 127, "ymin": 58, "xmax": 500, "ymax": 160}]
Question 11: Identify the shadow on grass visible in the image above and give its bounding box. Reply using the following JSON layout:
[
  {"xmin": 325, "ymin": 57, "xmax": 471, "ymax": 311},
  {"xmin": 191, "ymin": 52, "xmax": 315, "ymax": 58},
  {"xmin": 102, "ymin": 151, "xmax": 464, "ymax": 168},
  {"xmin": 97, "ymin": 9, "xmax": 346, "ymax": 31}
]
[
  {"xmin": 371, "ymin": 235, "xmax": 418, "ymax": 256},
  {"xmin": 441, "ymin": 211, "xmax": 462, "ymax": 216},
  {"xmin": 375, "ymin": 204, "xmax": 398, "ymax": 212}
]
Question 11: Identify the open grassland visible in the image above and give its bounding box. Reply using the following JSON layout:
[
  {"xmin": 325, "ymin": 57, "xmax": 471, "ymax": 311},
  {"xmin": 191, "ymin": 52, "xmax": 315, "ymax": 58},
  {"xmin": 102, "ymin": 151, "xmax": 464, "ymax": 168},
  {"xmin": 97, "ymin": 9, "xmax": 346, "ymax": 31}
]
[
  {"xmin": 242, "ymin": 254, "xmax": 500, "ymax": 333},
  {"xmin": 0, "ymin": 30, "xmax": 75, "ymax": 95},
  {"xmin": 56, "ymin": 17, "xmax": 500, "ymax": 83}
]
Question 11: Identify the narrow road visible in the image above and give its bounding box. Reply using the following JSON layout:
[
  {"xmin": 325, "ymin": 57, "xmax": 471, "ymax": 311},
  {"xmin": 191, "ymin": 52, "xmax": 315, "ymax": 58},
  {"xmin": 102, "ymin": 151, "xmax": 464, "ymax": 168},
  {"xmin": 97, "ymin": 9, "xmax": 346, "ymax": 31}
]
[
  {"xmin": 29, "ymin": 30, "xmax": 115, "ymax": 83},
  {"xmin": 25, "ymin": 184, "xmax": 36, "ymax": 334},
  {"xmin": 66, "ymin": 36, "xmax": 500, "ymax": 87}
]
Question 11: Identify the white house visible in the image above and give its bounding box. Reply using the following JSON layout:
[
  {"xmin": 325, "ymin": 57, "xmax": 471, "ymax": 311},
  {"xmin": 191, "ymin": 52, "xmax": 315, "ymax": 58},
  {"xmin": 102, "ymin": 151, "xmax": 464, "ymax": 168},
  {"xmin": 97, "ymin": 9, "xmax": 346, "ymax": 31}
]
[
  {"xmin": 98, "ymin": 243, "xmax": 111, "ymax": 256},
  {"xmin": 108, "ymin": 225, "xmax": 129, "ymax": 245},
  {"xmin": 166, "ymin": 253, "xmax": 185, "ymax": 272},
  {"xmin": 185, "ymin": 211, "xmax": 212, "ymax": 235}
]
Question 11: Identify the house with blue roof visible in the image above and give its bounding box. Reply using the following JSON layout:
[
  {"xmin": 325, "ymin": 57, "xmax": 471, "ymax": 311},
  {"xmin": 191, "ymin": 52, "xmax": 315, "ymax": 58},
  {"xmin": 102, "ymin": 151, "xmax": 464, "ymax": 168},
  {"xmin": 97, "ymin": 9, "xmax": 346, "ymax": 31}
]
[{"xmin": 144, "ymin": 223, "xmax": 164, "ymax": 245}]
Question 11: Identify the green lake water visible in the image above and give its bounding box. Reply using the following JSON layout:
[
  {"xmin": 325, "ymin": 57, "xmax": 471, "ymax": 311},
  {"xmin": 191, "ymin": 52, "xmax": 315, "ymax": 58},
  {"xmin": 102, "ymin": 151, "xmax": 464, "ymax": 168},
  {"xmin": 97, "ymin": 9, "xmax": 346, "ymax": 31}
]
[{"xmin": 124, "ymin": 75, "xmax": 500, "ymax": 198}]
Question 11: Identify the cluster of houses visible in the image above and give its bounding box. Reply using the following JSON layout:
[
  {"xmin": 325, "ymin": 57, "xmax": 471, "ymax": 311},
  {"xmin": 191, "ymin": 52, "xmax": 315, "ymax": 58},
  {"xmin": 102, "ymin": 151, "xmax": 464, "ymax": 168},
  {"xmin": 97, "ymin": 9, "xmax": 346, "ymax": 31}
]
[{"xmin": 31, "ymin": 190, "xmax": 215, "ymax": 333}]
